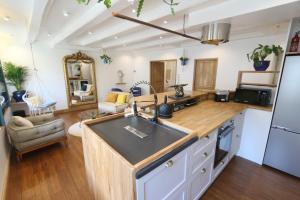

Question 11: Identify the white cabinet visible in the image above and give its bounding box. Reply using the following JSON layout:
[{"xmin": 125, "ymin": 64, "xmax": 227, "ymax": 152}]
[
  {"xmin": 237, "ymin": 108, "xmax": 272, "ymax": 164},
  {"xmin": 136, "ymin": 148, "xmax": 189, "ymax": 200},
  {"xmin": 229, "ymin": 111, "xmax": 245, "ymax": 159}
]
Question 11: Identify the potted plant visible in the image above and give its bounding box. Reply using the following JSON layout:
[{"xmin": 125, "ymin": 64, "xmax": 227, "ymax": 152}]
[
  {"xmin": 100, "ymin": 54, "xmax": 112, "ymax": 64},
  {"xmin": 3, "ymin": 62, "xmax": 29, "ymax": 102},
  {"xmin": 247, "ymin": 44, "xmax": 284, "ymax": 71},
  {"xmin": 179, "ymin": 57, "xmax": 189, "ymax": 66}
]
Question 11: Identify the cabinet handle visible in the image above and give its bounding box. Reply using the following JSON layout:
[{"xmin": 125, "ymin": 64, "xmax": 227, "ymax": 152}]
[
  {"xmin": 165, "ymin": 160, "xmax": 174, "ymax": 168},
  {"xmin": 220, "ymin": 161, "xmax": 225, "ymax": 165},
  {"xmin": 202, "ymin": 152, "xmax": 208, "ymax": 158},
  {"xmin": 201, "ymin": 168, "xmax": 206, "ymax": 174},
  {"xmin": 204, "ymin": 135, "xmax": 210, "ymax": 140}
]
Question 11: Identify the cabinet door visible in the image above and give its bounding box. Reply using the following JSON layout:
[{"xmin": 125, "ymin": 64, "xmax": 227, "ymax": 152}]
[
  {"xmin": 230, "ymin": 111, "xmax": 245, "ymax": 159},
  {"xmin": 189, "ymin": 155, "xmax": 214, "ymax": 200},
  {"xmin": 136, "ymin": 149, "xmax": 188, "ymax": 200}
]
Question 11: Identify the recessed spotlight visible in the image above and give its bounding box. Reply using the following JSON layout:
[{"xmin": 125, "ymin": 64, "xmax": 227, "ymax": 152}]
[
  {"xmin": 132, "ymin": 9, "xmax": 136, "ymax": 13},
  {"xmin": 88, "ymin": 31, "xmax": 93, "ymax": 35},
  {"xmin": 159, "ymin": 36, "xmax": 163, "ymax": 39},
  {"xmin": 3, "ymin": 16, "xmax": 10, "ymax": 21},
  {"xmin": 114, "ymin": 36, "xmax": 118, "ymax": 39},
  {"xmin": 163, "ymin": 20, "xmax": 168, "ymax": 24},
  {"xmin": 47, "ymin": 33, "xmax": 51, "ymax": 37},
  {"xmin": 63, "ymin": 11, "xmax": 70, "ymax": 17}
]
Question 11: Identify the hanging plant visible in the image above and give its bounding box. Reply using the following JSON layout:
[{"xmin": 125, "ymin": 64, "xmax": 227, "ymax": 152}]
[
  {"xmin": 76, "ymin": 0, "xmax": 179, "ymax": 17},
  {"xmin": 179, "ymin": 57, "xmax": 189, "ymax": 66},
  {"xmin": 100, "ymin": 54, "xmax": 112, "ymax": 64}
]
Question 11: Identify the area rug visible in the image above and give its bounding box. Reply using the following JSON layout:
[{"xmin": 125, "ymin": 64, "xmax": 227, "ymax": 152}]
[{"xmin": 68, "ymin": 122, "xmax": 82, "ymax": 137}]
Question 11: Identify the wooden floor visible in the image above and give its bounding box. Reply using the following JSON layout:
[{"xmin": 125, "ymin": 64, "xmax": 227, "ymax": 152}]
[{"xmin": 5, "ymin": 111, "xmax": 300, "ymax": 200}]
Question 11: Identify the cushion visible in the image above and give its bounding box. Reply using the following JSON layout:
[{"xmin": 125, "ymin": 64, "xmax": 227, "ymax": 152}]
[
  {"xmin": 116, "ymin": 94, "xmax": 127, "ymax": 104},
  {"xmin": 12, "ymin": 116, "xmax": 34, "ymax": 127},
  {"xmin": 105, "ymin": 92, "xmax": 118, "ymax": 103},
  {"xmin": 25, "ymin": 96, "xmax": 41, "ymax": 106}
]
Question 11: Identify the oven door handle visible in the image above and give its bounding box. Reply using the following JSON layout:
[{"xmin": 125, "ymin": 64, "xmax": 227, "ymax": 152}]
[{"xmin": 219, "ymin": 126, "xmax": 235, "ymax": 137}]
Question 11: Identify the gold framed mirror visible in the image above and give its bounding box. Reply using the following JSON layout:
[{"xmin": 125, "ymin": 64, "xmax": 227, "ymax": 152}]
[{"xmin": 63, "ymin": 52, "xmax": 98, "ymax": 110}]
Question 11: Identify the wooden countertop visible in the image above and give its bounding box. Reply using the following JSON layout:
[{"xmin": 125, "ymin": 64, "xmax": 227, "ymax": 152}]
[
  {"xmin": 133, "ymin": 90, "xmax": 208, "ymax": 108},
  {"xmin": 159, "ymin": 101, "xmax": 247, "ymax": 137}
]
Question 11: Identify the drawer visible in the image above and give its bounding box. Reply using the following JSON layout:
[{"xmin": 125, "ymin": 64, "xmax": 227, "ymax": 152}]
[
  {"xmin": 191, "ymin": 140, "xmax": 215, "ymax": 175},
  {"xmin": 192, "ymin": 130, "xmax": 217, "ymax": 153},
  {"xmin": 213, "ymin": 154, "xmax": 229, "ymax": 181},
  {"xmin": 136, "ymin": 149, "xmax": 188, "ymax": 200},
  {"xmin": 189, "ymin": 155, "xmax": 214, "ymax": 200}
]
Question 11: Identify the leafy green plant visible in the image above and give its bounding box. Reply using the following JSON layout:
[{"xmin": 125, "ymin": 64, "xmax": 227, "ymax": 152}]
[
  {"xmin": 100, "ymin": 54, "xmax": 112, "ymax": 64},
  {"xmin": 179, "ymin": 57, "xmax": 188, "ymax": 62},
  {"xmin": 247, "ymin": 44, "xmax": 284, "ymax": 65},
  {"xmin": 76, "ymin": 0, "xmax": 179, "ymax": 17},
  {"xmin": 3, "ymin": 62, "xmax": 29, "ymax": 91}
]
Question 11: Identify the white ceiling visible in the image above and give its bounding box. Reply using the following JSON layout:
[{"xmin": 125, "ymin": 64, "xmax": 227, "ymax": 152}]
[{"xmin": 1, "ymin": 0, "xmax": 300, "ymax": 51}]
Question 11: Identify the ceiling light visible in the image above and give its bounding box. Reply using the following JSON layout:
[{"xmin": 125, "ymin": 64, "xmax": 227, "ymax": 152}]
[
  {"xmin": 114, "ymin": 36, "xmax": 118, "ymax": 39},
  {"xmin": 47, "ymin": 33, "xmax": 51, "ymax": 37},
  {"xmin": 163, "ymin": 20, "xmax": 168, "ymax": 24},
  {"xmin": 88, "ymin": 31, "xmax": 93, "ymax": 35},
  {"xmin": 159, "ymin": 36, "xmax": 163, "ymax": 39},
  {"xmin": 3, "ymin": 16, "xmax": 10, "ymax": 21},
  {"xmin": 132, "ymin": 9, "xmax": 136, "ymax": 13},
  {"xmin": 63, "ymin": 11, "xmax": 70, "ymax": 17},
  {"xmin": 123, "ymin": 44, "xmax": 127, "ymax": 47}
]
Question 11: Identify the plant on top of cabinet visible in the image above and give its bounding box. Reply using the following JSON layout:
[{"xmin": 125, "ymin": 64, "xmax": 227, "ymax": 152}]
[
  {"xmin": 100, "ymin": 54, "xmax": 112, "ymax": 64},
  {"xmin": 3, "ymin": 62, "xmax": 29, "ymax": 102},
  {"xmin": 247, "ymin": 44, "xmax": 283, "ymax": 71},
  {"xmin": 179, "ymin": 56, "xmax": 189, "ymax": 66}
]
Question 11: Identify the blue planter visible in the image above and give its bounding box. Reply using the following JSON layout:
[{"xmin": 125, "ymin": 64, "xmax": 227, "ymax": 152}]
[
  {"xmin": 181, "ymin": 60, "xmax": 188, "ymax": 66},
  {"xmin": 12, "ymin": 90, "xmax": 26, "ymax": 102},
  {"xmin": 254, "ymin": 60, "xmax": 270, "ymax": 71}
]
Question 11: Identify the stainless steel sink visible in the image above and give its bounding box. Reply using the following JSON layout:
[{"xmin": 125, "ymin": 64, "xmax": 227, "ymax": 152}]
[{"xmin": 88, "ymin": 116, "xmax": 187, "ymax": 165}]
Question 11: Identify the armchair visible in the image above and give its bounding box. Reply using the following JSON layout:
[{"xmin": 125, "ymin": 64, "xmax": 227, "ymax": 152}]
[
  {"xmin": 7, "ymin": 113, "xmax": 67, "ymax": 160},
  {"xmin": 74, "ymin": 84, "xmax": 95, "ymax": 101}
]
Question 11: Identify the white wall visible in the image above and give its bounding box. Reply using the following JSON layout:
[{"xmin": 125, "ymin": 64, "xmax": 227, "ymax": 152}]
[
  {"xmin": 132, "ymin": 34, "xmax": 287, "ymax": 94},
  {"xmin": 0, "ymin": 33, "xmax": 287, "ymax": 110}
]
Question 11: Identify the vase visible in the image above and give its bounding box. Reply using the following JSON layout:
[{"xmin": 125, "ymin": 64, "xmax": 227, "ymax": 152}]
[
  {"xmin": 181, "ymin": 60, "xmax": 188, "ymax": 66},
  {"xmin": 254, "ymin": 60, "xmax": 270, "ymax": 71},
  {"xmin": 13, "ymin": 90, "xmax": 26, "ymax": 102}
]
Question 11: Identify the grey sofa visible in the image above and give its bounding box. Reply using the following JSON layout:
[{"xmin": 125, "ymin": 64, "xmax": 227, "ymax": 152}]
[{"xmin": 7, "ymin": 113, "xmax": 67, "ymax": 160}]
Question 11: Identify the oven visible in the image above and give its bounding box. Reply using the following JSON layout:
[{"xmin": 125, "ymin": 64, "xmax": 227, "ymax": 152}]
[{"xmin": 214, "ymin": 120, "xmax": 234, "ymax": 168}]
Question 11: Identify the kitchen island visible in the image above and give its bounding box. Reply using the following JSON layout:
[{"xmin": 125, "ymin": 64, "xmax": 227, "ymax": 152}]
[{"xmin": 81, "ymin": 95, "xmax": 270, "ymax": 200}]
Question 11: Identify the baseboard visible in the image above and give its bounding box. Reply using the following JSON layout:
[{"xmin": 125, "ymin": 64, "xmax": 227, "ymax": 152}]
[{"xmin": 1, "ymin": 147, "xmax": 11, "ymax": 200}]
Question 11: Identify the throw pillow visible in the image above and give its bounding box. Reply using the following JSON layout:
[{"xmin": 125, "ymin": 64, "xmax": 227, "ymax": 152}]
[
  {"xmin": 116, "ymin": 94, "xmax": 127, "ymax": 104},
  {"xmin": 105, "ymin": 92, "xmax": 118, "ymax": 103},
  {"xmin": 12, "ymin": 116, "xmax": 34, "ymax": 127}
]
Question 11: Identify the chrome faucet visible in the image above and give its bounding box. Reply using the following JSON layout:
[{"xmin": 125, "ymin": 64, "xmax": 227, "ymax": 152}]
[{"xmin": 130, "ymin": 81, "xmax": 158, "ymax": 123}]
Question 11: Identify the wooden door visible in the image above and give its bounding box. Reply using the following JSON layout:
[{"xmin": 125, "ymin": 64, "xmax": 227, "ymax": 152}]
[
  {"xmin": 150, "ymin": 61, "xmax": 165, "ymax": 93},
  {"xmin": 193, "ymin": 59, "xmax": 218, "ymax": 91}
]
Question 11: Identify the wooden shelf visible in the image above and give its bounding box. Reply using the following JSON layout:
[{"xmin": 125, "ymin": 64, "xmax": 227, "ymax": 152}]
[
  {"xmin": 239, "ymin": 82, "xmax": 277, "ymax": 87},
  {"xmin": 286, "ymin": 52, "xmax": 300, "ymax": 56},
  {"xmin": 237, "ymin": 70, "xmax": 280, "ymax": 88},
  {"xmin": 116, "ymin": 82, "xmax": 127, "ymax": 85},
  {"xmin": 238, "ymin": 70, "xmax": 280, "ymax": 74}
]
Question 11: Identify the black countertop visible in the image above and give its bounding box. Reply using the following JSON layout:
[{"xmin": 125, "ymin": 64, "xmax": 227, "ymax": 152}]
[{"xmin": 88, "ymin": 116, "xmax": 188, "ymax": 165}]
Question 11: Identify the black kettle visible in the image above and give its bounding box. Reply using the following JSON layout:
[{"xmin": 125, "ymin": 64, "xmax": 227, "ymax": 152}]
[{"xmin": 158, "ymin": 96, "xmax": 173, "ymax": 118}]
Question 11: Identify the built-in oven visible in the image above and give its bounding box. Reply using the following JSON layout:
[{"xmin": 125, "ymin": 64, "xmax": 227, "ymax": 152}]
[{"xmin": 214, "ymin": 120, "xmax": 234, "ymax": 168}]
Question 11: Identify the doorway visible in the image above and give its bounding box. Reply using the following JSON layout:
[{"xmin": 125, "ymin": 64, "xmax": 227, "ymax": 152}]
[
  {"xmin": 193, "ymin": 58, "xmax": 218, "ymax": 91},
  {"xmin": 150, "ymin": 60, "xmax": 177, "ymax": 93}
]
